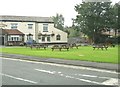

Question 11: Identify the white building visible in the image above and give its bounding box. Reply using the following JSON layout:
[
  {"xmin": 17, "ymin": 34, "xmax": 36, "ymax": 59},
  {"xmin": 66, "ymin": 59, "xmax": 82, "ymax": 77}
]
[{"xmin": 0, "ymin": 15, "xmax": 68, "ymax": 45}]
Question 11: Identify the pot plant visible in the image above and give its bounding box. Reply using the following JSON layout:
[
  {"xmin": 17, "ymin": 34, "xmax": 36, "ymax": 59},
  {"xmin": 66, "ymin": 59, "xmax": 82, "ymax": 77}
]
[
  {"xmin": 51, "ymin": 31, "xmax": 55, "ymax": 36},
  {"xmin": 38, "ymin": 33, "xmax": 42, "ymax": 39}
]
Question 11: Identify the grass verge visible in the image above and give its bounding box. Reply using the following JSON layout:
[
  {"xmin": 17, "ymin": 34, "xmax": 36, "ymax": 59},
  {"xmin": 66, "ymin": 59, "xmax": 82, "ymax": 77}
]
[{"xmin": 0, "ymin": 46, "xmax": 118, "ymax": 64}]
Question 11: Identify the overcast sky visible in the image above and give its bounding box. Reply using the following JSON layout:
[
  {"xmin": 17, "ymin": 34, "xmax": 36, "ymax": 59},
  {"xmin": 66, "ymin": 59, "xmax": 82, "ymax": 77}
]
[{"xmin": 0, "ymin": 0, "xmax": 119, "ymax": 26}]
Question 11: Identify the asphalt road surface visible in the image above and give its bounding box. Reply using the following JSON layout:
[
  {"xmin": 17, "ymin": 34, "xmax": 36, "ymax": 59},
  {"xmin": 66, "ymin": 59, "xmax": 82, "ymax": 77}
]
[{"xmin": 0, "ymin": 57, "xmax": 119, "ymax": 86}]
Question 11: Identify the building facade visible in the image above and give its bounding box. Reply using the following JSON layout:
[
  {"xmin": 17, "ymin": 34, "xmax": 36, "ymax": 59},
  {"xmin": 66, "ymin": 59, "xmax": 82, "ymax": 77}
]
[{"xmin": 0, "ymin": 15, "xmax": 68, "ymax": 45}]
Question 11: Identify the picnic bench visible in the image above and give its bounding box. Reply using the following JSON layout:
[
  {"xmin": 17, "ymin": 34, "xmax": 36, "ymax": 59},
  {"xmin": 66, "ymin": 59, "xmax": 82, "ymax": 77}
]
[
  {"xmin": 51, "ymin": 44, "xmax": 69, "ymax": 51},
  {"xmin": 30, "ymin": 44, "xmax": 47, "ymax": 50},
  {"xmin": 69, "ymin": 43, "xmax": 79, "ymax": 49},
  {"xmin": 93, "ymin": 45, "xmax": 108, "ymax": 50}
]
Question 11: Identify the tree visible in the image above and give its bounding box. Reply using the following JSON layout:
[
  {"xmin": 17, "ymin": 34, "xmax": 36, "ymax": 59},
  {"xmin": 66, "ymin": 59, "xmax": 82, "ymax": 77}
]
[
  {"xmin": 52, "ymin": 13, "xmax": 64, "ymax": 30},
  {"xmin": 109, "ymin": 3, "xmax": 119, "ymax": 38},
  {"xmin": 74, "ymin": 1, "xmax": 117, "ymax": 43}
]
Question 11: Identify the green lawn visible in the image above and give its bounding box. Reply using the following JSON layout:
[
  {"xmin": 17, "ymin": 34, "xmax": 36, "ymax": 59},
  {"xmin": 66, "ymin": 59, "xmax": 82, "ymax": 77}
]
[{"xmin": 0, "ymin": 46, "xmax": 118, "ymax": 64}]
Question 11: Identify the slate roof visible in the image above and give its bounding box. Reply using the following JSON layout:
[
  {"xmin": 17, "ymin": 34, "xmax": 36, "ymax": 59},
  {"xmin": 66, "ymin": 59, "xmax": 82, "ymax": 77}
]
[
  {"xmin": 0, "ymin": 15, "xmax": 54, "ymax": 23},
  {"xmin": 2, "ymin": 29, "xmax": 24, "ymax": 35}
]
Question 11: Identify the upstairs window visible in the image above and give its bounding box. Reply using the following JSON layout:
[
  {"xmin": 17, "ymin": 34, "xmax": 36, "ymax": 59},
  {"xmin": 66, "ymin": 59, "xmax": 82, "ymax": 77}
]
[
  {"xmin": 11, "ymin": 23, "xmax": 18, "ymax": 29},
  {"xmin": 28, "ymin": 24, "xmax": 33, "ymax": 29},
  {"xmin": 43, "ymin": 24, "xmax": 48, "ymax": 32}
]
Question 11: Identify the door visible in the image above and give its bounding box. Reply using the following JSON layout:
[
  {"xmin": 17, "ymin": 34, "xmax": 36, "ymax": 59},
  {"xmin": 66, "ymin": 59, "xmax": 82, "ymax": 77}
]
[
  {"xmin": 2, "ymin": 37, "xmax": 4, "ymax": 45},
  {"xmin": 0, "ymin": 36, "xmax": 4, "ymax": 45}
]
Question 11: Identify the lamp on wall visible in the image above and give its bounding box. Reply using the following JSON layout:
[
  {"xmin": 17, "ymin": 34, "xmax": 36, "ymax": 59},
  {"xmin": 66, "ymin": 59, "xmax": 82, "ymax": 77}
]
[
  {"xmin": 42, "ymin": 33, "xmax": 47, "ymax": 36},
  {"xmin": 38, "ymin": 31, "xmax": 42, "ymax": 39},
  {"xmin": 51, "ymin": 31, "xmax": 55, "ymax": 36},
  {"xmin": 38, "ymin": 34, "xmax": 42, "ymax": 39},
  {"xmin": 27, "ymin": 33, "xmax": 33, "ymax": 36}
]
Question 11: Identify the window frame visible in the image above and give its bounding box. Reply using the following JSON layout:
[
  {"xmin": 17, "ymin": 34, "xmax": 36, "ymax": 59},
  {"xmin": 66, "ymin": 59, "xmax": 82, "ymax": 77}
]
[
  {"xmin": 28, "ymin": 24, "xmax": 33, "ymax": 29},
  {"xmin": 8, "ymin": 35, "xmax": 21, "ymax": 41},
  {"xmin": 47, "ymin": 35, "xmax": 50, "ymax": 42},
  {"xmin": 11, "ymin": 23, "xmax": 18, "ymax": 29},
  {"xmin": 43, "ymin": 24, "xmax": 48, "ymax": 32},
  {"xmin": 42, "ymin": 36, "xmax": 45, "ymax": 42},
  {"xmin": 56, "ymin": 34, "xmax": 61, "ymax": 40}
]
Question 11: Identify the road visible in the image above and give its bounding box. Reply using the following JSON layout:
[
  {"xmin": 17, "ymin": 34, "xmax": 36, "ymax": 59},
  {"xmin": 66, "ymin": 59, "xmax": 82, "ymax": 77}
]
[{"xmin": 0, "ymin": 57, "xmax": 119, "ymax": 86}]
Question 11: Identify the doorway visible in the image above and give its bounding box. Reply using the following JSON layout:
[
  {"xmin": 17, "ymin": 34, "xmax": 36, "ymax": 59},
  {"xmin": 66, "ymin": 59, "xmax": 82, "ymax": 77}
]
[{"xmin": 0, "ymin": 36, "xmax": 4, "ymax": 45}]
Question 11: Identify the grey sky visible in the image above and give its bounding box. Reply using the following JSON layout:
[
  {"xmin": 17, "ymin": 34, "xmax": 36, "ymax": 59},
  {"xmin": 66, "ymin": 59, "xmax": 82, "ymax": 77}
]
[{"xmin": 0, "ymin": 0, "xmax": 119, "ymax": 26}]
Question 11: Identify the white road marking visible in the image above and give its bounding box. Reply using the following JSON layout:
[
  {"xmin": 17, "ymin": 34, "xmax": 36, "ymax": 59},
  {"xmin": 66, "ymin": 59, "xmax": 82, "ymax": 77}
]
[
  {"xmin": 1, "ymin": 57, "xmax": 119, "ymax": 74},
  {"xmin": 35, "ymin": 68, "xmax": 119, "ymax": 85},
  {"xmin": 35, "ymin": 69, "xmax": 56, "ymax": 74},
  {"xmin": 79, "ymin": 74, "xmax": 97, "ymax": 78},
  {"xmin": 75, "ymin": 77, "xmax": 102, "ymax": 85},
  {"xmin": 65, "ymin": 75, "xmax": 74, "ymax": 79},
  {"xmin": 102, "ymin": 78, "xmax": 119, "ymax": 85},
  {"xmin": 0, "ymin": 73, "xmax": 37, "ymax": 84},
  {"xmin": 58, "ymin": 72, "xmax": 62, "ymax": 74},
  {"xmin": 75, "ymin": 73, "xmax": 120, "ymax": 85},
  {"xmin": 75, "ymin": 74, "xmax": 111, "ymax": 79},
  {"xmin": 60, "ymin": 74, "xmax": 64, "ymax": 76},
  {"xmin": 35, "ymin": 68, "xmax": 103, "ymax": 85}
]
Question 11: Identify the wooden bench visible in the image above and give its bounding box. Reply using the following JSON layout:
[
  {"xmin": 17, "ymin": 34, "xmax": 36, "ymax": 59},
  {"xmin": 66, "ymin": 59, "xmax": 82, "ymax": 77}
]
[
  {"xmin": 93, "ymin": 45, "xmax": 108, "ymax": 50},
  {"xmin": 61, "ymin": 44, "xmax": 69, "ymax": 51},
  {"xmin": 30, "ymin": 44, "xmax": 47, "ymax": 50},
  {"xmin": 51, "ymin": 45, "xmax": 61, "ymax": 51},
  {"xmin": 69, "ymin": 43, "xmax": 79, "ymax": 49},
  {"xmin": 51, "ymin": 45, "xmax": 69, "ymax": 51}
]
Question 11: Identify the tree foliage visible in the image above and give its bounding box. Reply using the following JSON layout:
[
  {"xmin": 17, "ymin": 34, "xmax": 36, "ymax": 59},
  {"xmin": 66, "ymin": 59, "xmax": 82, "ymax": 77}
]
[
  {"xmin": 52, "ymin": 13, "xmax": 64, "ymax": 30},
  {"xmin": 75, "ymin": 2, "xmax": 118, "ymax": 43}
]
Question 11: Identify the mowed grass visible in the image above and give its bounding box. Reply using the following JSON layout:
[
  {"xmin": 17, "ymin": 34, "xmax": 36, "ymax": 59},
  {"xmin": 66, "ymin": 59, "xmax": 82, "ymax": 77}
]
[{"xmin": 0, "ymin": 46, "xmax": 119, "ymax": 64}]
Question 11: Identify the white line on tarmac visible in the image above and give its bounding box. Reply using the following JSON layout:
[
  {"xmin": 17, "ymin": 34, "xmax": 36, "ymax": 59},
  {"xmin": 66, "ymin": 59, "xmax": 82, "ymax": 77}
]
[
  {"xmin": 35, "ymin": 69, "xmax": 56, "ymax": 74},
  {"xmin": 35, "ymin": 68, "xmax": 119, "ymax": 85},
  {"xmin": 75, "ymin": 77, "xmax": 102, "ymax": 85},
  {"xmin": 0, "ymin": 73, "xmax": 37, "ymax": 84},
  {"xmin": 75, "ymin": 74, "xmax": 113, "ymax": 79},
  {"xmin": 35, "ymin": 68, "xmax": 103, "ymax": 85},
  {"xmin": 1, "ymin": 57, "xmax": 119, "ymax": 74},
  {"xmin": 75, "ymin": 73, "xmax": 119, "ymax": 85},
  {"xmin": 102, "ymin": 78, "xmax": 119, "ymax": 85}
]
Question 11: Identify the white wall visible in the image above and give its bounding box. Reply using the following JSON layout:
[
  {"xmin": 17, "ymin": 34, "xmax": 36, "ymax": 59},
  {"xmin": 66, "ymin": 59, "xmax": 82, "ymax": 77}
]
[
  {"xmin": 3, "ymin": 22, "xmax": 68, "ymax": 43},
  {"xmin": 52, "ymin": 28, "xmax": 68, "ymax": 43},
  {"xmin": 37, "ymin": 23, "xmax": 67, "ymax": 43},
  {"xmin": 2, "ymin": 21, "xmax": 36, "ymax": 42}
]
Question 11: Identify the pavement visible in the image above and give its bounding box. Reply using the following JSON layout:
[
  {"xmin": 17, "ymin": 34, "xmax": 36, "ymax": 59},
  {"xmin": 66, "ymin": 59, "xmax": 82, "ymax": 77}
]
[{"xmin": 0, "ymin": 52, "xmax": 119, "ymax": 72}]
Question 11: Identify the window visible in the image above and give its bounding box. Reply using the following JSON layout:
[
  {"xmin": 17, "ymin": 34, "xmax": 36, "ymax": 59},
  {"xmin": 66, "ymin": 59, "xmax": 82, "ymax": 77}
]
[
  {"xmin": 27, "ymin": 36, "xmax": 33, "ymax": 40},
  {"xmin": 8, "ymin": 36, "xmax": 11, "ymax": 41},
  {"xmin": 42, "ymin": 36, "xmax": 45, "ymax": 42},
  {"xmin": 28, "ymin": 24, "xmax": 33, "ymax": 29},
  {"xmin": 11, "ymin": 23, "xmax": 18, "ymax": 29},
  {"xmin": 43, "ymin": 24, "xmax": 48, "ymax": 32},
  {"xmin": 56, "ymin": 34, "xmax": 61, "ymax": 40},
  {"xmin": 8, "ymin": 35, "xmax": 21, "ymax": 41},
  {"xmin": 11, "ymin": 37, "xmax": 14, "ymax": 41},
  {"xmin": 47, "ymin": 36, "xmax": 50, "ymax": 42}
]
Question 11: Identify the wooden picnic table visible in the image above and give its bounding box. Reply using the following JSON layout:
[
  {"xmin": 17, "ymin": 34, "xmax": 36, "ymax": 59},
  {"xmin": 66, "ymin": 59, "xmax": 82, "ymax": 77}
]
[
  {"xmin": 68, "ymin": 43, "xmax": 79, "ymax": 49},
  {"xmin": 93, "ymin": 45, "xmax": 108, "ymax": 50},
  {"xmin": 51, "ymin": 44, "xmax": 69, "ymax": 51},
  {"xmin": 30, "ymin": 43, "xmax": 47, "ymax": 50}
]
